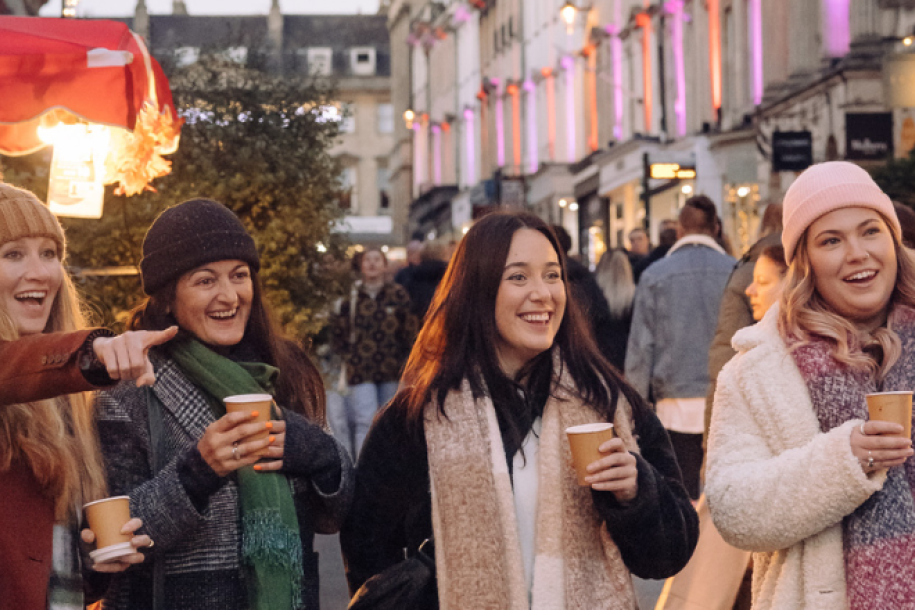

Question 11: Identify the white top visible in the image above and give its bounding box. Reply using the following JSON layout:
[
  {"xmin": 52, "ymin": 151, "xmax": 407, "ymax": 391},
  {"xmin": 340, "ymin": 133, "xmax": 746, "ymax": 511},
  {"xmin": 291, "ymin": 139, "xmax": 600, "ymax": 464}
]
[
  {"xmin": 656, "ymin": 397, "xmax": 706, "ymax": 434},
  {"xmin": 512, "ymin": 416, "xmax": 541, "ymax": 595}
]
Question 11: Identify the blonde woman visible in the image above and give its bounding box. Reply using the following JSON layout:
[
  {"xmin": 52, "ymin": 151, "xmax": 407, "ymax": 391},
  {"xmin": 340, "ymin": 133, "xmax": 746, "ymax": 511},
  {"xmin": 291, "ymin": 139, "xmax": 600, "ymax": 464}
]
[
  {"xmin": 594, "ymin": 248, "xmax": 636, "ymax": 370},
  {"xmin": 707, "ymin": 162, "xmax": 915, "ymax": 610},
  {"xmin": 0, "ymin": 184, "xmax": 172, "ymax": 610}
]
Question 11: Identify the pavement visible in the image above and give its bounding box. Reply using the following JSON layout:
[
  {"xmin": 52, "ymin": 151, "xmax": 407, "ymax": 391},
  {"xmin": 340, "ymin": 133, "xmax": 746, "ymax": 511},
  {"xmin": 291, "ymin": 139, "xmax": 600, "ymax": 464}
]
[{"xmin": 315, "ymin": 533, "xmax": 666, "ymax": 610}]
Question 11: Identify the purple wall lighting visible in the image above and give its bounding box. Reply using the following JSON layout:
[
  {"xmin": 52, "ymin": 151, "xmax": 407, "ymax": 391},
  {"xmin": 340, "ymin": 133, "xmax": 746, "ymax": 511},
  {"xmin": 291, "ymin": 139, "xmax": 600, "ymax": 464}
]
[
  {"xmin": 823, "ymin": 0, "xmax": 850, "ymax": 57},
  {"xmin": 749, "ymin": 0, "xmax": 763, "ymax": 106},
  {"xmin": 666, "ymin": 0, "xmax": 687, "ymax": 136},
  {"xmin": 524, "ymin": 79, "xmax": 539, "ymax": 174},
  {"xmin": 562, "ymin": 56, "xmax": 576, "ymax": 163},
  {"xmin": 463, "ymin": 108, "xmax": 476, "ymax": 185}
]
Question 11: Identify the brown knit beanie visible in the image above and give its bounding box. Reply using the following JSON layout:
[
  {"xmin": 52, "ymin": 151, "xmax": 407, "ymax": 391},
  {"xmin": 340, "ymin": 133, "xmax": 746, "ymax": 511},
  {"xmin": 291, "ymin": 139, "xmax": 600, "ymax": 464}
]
[
  {"xmin": 140, "ymin": 198, "xmax": 260, "ymax": 295},
  {"xmin": 0, "ymin": 183, "xmax": 66, "ymax": 256}
]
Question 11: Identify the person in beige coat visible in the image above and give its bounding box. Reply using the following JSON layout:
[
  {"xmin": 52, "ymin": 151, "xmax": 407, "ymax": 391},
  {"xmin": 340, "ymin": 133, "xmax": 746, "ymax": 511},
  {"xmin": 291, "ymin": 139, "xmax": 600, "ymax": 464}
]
[{"xmin": 707, "ymin": 162, "xmax": 915, "ymax": 610}]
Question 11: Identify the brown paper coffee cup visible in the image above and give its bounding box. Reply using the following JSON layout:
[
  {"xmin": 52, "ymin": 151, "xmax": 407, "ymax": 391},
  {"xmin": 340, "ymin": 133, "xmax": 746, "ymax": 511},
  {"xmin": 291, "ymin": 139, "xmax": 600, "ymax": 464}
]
[
  {"xmin": 566, "ymin": 423, "xmax": 615, "ymax": 486},
  {"xmin": 83, "ymin": 496, "xmax": 132, "ymax": 549},
  {"xmin": 866, "ymin": 391, "xmax": 913, "ymax": 438},
  {"xmin": 225, "ymin": 393, "xmax": 274, "ymax": 456}
]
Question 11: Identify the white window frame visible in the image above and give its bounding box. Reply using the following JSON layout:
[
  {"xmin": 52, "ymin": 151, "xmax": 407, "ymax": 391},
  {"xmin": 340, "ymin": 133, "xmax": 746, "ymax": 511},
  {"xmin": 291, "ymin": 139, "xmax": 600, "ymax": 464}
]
[
  {"xmin": 350, "ymin": 47, "xmax": 376, "ymax": 76},
  {"xmin": 306, "ymin": 47, "xmax": 333, "ymax": 76}
]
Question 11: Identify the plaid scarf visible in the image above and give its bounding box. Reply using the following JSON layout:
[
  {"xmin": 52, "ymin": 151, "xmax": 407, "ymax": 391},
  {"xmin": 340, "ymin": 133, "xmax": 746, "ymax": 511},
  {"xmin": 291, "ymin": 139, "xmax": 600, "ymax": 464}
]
[
  {"xmin": 790, "ymin": 305, "xmax": 915, "ymax": 609},
  {"xmin": 425, "ymin": 354, "xmax": 639, "ymax": 610},
  {"xmin": 169, "ymin": 339, "xmax": 303, "ymax": 610}
]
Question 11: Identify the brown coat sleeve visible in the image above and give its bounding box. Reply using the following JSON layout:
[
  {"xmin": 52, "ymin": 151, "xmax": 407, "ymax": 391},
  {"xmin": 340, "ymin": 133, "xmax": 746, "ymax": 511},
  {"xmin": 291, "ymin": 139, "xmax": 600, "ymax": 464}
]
[{"xmin": 0, "ymin": 329, "xmax": 106, "ymax": 407}]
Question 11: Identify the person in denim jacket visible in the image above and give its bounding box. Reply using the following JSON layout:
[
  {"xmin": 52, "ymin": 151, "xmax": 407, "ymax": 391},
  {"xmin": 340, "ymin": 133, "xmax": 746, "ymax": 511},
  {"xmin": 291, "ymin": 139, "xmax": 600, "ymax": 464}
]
[{"xmin": 625, "ymin": 196, "xmax": 735, "ymax": 498}]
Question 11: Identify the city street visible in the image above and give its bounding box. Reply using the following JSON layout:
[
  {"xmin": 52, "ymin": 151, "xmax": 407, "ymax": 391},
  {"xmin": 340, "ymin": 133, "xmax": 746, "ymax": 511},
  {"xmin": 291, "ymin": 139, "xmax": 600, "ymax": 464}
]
[{"xmin": 315, "ymin": 534, "xmax": 665, "ymax": 610}]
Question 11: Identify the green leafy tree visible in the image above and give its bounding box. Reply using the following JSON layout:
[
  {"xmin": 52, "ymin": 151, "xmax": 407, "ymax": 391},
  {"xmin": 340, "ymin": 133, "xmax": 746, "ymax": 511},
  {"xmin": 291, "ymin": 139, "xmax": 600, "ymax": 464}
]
[
  {"xmin": 870, "ymin": 149, "xmax": 915, "ymax": 209},
  {"xmin": 2, "ymin": 56, "xmax": 352, "ymax": 340}
]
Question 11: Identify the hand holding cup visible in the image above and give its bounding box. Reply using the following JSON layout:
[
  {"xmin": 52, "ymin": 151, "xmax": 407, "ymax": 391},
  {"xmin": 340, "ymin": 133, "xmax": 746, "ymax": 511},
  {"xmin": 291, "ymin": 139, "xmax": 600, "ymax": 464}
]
[
  {"xmin": 567, "ymin": 423, "xmax": 639, "ymax": 502},
  {"xmin": 81, "ymin": 517, "xmax": 151, "ymax": 573}
]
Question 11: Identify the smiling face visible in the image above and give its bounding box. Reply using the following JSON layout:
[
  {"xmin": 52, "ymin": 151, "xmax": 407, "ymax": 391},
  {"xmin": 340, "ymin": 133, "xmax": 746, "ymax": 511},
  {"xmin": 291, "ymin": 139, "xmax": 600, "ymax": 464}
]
[
  {"xmin": 806, "ymin": 207, "xmax": 897, "ymax": 332},
  {"xmin": 493, "ymin": 228, "xmax": 567, "ymax": 376},
  {"xmin": 172, "ymin": 259, "xmax": 253, "ymax": 350},
  {"xmin": 0, "ymin": 236, "xmax": 63, "ymax": 336},
  {"xmin": 746, "ymin": 255, "xmax": 787, "ymax": 321}
]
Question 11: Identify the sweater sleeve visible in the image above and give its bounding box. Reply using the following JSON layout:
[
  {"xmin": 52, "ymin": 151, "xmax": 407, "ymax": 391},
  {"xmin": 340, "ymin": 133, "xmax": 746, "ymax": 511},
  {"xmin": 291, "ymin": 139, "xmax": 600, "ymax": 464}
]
[
  {"xmin": 705, "ymin": 355, "xmax": 885, "ymax": 552},
  {"xmin": 593, "ymin": 408, "xmax": 699, "ymax": 578},
  {"xmin": 281, "ymin": 409, "xmax": 354, "ymax": 534}
]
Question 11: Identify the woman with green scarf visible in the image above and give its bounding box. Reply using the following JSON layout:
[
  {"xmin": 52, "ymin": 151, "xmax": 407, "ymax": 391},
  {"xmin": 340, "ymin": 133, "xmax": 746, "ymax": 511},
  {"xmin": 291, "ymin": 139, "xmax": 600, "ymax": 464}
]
[{"xmin": 94, "ymin": 198, "xmax": 354, "ymax": 610}]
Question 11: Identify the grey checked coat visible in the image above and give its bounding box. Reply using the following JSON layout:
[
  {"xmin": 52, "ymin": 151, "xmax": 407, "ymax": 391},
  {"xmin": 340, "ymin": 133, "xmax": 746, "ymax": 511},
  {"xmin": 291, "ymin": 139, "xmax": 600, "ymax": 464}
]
[{"xmin": 95, "ymin": 353, "xmax": 354, "ymax": 610}]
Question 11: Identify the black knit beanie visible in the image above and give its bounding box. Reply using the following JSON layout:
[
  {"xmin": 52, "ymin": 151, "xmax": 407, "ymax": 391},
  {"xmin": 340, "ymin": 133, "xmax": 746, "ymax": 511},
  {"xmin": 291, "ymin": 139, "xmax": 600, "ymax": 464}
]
[{"xmin": 140, "ymin": 198, "xmax": 260, "ymax": 295}]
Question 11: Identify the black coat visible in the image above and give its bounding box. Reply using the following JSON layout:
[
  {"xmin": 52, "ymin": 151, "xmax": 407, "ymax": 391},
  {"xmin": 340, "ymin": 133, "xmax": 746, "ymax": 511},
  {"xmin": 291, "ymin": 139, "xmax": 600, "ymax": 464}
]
[{"xmin": 340, "ymin": 394, "xmax": 698, "ymax": 599}]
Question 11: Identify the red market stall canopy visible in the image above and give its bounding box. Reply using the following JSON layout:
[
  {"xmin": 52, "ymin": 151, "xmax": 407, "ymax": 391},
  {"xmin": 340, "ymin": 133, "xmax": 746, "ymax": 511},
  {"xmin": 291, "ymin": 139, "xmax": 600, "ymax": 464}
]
[{"xmin": 0, "ymin": 17, "xmax": 182, "ymax": 195}]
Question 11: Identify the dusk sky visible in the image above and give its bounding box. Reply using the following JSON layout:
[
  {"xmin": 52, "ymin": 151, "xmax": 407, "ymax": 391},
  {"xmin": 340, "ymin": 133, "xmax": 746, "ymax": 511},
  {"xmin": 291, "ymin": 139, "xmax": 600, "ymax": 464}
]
[{"xmin": 39, "ymin": 0, "xmax": 381, "ymax": 17}]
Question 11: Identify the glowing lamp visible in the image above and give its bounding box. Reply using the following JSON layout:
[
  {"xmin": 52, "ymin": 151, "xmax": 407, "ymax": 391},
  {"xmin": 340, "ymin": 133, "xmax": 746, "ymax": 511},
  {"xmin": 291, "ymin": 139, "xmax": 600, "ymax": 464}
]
[{"xmin": 561, "ymin": 2, "xmax": 578, "ymax": 29}]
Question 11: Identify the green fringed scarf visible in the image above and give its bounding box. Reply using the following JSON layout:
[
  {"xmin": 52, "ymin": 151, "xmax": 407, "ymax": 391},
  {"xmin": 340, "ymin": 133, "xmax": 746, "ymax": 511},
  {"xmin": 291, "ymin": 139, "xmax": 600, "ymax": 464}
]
[{"xmin": 169, "ymin": 339, "xmax": 304, "ymax": 610}]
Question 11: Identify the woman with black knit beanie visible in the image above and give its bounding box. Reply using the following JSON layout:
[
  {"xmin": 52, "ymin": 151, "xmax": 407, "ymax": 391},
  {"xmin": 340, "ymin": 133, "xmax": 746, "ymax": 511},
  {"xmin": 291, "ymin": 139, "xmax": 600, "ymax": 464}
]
[{"xmin": 94, "ymin": 198, "xmax": 353, "ymax": 610}]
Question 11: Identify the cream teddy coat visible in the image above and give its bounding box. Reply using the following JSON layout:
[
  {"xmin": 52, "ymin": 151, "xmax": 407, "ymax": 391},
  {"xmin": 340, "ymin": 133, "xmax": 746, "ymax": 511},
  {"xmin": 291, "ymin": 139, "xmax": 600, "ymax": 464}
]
[{"xmin": 706, "ymin": 305, "xmax": 887, "ymax": 610}]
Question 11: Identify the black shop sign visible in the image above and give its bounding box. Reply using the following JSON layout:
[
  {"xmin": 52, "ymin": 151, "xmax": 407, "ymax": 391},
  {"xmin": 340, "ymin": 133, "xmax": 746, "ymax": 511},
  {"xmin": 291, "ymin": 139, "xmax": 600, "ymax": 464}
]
[
  {"xmin": 846, "ymin": 113, "xmax": 893, "ymax": 161},
  {"xmin": 772, "ymin": 131, "xmax": 813, "ymax": 172}
]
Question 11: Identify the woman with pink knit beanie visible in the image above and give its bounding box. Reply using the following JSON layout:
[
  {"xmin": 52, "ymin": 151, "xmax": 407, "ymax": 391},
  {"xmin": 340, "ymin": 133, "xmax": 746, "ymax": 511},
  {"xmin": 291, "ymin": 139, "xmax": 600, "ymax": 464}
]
[{"xmin": 706, "ymin": 161, "xmax": 915, "ymax": 610}]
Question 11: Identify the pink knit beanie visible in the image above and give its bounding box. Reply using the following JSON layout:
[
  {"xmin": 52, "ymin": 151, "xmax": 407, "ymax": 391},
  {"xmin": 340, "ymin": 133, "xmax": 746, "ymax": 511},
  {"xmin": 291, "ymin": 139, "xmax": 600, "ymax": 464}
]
[{"xmin": 782, "ymin": 161, "xmax": 898, "ymax": 263}]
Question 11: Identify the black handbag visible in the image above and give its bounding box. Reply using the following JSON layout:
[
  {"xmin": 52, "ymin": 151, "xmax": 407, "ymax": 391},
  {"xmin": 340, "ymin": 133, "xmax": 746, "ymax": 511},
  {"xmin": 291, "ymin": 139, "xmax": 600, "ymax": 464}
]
[{"xmin": 347, "ymin": 538, "xmax": 437, "ymax": 610}]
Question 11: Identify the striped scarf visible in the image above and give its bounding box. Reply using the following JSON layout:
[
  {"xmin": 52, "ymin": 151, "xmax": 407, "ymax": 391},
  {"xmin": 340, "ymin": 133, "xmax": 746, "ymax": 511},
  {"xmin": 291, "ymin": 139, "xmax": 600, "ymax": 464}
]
[
  {"xmin": 790, "ymin": 304, "xmax": 915, "ymax": 609},
  {"xmin": 425, "ymin": 357, "xmax": 639, "ymax": 610}
]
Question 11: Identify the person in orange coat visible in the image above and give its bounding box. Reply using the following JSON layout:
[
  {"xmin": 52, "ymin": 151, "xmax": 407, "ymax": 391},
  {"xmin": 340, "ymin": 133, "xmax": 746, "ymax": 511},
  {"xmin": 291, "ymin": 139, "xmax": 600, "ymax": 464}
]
[{"xmin": 0, "ymin": 183, "xmax": 175, "ymax": 610}]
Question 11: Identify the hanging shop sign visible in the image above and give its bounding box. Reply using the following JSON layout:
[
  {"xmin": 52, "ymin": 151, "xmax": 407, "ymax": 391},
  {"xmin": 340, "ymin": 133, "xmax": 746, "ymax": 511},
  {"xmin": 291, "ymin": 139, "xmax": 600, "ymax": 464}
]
[
  {"xmin": 771, "ymin": 131, "xmax": 812, "ymax": 172},
  {"xmin": 846, "ymin": 113, "xmax": 893, "ymax": 161},
  {"xmin": 45, "ymin": 124, "xmax": 109, "ymax": 219}
]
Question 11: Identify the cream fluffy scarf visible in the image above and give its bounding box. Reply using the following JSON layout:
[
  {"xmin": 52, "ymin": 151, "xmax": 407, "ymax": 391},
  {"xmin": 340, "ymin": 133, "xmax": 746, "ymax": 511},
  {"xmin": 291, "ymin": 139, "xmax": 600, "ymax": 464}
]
[{"xmin": 424, "ymin": 361, "xmax": 640, "ymax": 610}]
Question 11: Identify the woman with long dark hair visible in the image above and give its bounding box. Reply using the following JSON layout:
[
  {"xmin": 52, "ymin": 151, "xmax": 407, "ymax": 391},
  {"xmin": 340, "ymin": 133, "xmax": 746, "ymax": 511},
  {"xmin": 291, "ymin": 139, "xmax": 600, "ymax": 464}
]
[
  {"xmin": 341, "ymin": 211, "xmax": 697, "ymax": 608},
  {"xmin": 94, "ymin": 198, "xmax": 353, "ymax": 610}
]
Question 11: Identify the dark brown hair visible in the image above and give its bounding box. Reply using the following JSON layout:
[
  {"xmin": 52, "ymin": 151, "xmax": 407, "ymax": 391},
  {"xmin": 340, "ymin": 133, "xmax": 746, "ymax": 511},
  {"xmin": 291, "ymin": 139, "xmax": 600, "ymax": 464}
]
[
  {"xmin": 398, "ymin": 211, "xmax": 646, "ymax": 446},
  {"xmin": 127, "ymin": 270, "xmax": 326, "ymax": 424}
]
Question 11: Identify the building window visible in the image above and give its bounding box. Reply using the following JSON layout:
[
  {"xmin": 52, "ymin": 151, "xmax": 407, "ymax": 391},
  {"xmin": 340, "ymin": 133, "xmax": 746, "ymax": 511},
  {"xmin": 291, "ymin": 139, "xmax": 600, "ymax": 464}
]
[
  {"xmin": 377, "ymin": 103, "xmax": 394, "ymax": 134},
  {"xmin": 174, "ymin": 46, "xmax": 199, "ymax": 67},
  {"xmin": 377, "ymin": 160, "xmax": 391, "ymax": 210},
  {"xmin": 222, "ymin": 47, "xmax": 247, "ymax": 64},
  {"xmin": 305, "ymin": 47, "xmax": 333, "ymax": 76},
  {"xmin": 316, "ymin": 103, "xmax": 355, "ymax": 133},
  {"xmin": 339, "ymin": 165, "xmax": 358, "ymax": 211},
  {"xmin": 350, "ymin": 47, "xmax": 377, "ymax": 76}
]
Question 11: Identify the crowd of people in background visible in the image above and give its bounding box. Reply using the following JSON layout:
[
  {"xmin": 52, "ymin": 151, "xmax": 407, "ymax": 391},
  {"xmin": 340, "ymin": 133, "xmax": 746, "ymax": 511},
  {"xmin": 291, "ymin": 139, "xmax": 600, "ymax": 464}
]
[{"xmin": 5, "ymin": 158, "xmax": 915, "ymax": 609}]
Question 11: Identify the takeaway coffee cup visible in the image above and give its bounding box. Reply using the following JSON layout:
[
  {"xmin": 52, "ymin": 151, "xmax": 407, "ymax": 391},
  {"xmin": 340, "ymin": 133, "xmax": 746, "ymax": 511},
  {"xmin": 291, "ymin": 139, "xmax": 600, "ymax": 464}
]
[
  {"xmin": 566, "ymin": 423, "xmax": 615, "ymax": 486},
  {"xmin": 83, "ymin": 496, "xmax": 133, "ymax": 563},
  {"xmin": 866, "ymin": 391, "xmax": 913, "ymax": 439},
  {"xmin": 224, "ymin": 394, "xmax": 274, "ymax": 456}
]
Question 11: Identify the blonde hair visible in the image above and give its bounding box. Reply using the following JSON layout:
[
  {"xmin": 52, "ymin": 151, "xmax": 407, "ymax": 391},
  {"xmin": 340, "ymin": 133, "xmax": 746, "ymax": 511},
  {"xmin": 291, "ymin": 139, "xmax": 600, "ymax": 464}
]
[
  {"xmin": 0, "ymin": 255, "xmax": 107, "ymax": 520},
  {"xmin": 779, "ymin": 212, "xmax": 915, "ymax": 380},
  {"xmin": 595, "ymin": 249, "xmax": 635, "ymax": 319}
]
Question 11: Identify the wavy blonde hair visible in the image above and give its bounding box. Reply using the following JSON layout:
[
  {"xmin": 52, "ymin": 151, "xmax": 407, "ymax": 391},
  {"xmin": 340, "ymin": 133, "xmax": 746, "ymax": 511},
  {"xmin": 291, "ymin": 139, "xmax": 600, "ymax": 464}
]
[
  {"xmin": 0, "ymin": 254, "xmax": 107, "ymax": 520},
  {"xmin": 779, "ymin": 211, "xmax": 915, "ymax": 380}
]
